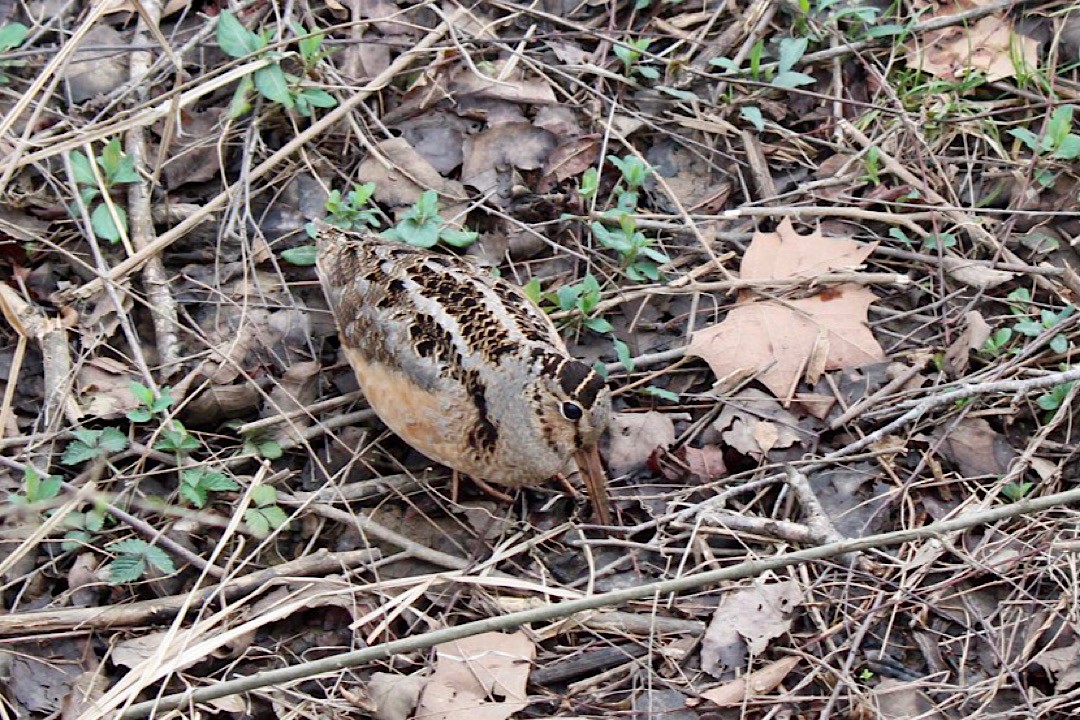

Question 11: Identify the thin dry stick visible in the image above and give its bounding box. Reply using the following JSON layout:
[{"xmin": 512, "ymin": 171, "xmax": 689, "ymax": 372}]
[
  {"xmin": 60, "ymin": 11, "xmax": 461, "ymax": 303},
  {"xmin": 119, "ymin": 485, "xmax": 1080, "ymax": 719},
  {"xmin": 127, "ymin": 0, "xmax": 182, "ymax": 371}
]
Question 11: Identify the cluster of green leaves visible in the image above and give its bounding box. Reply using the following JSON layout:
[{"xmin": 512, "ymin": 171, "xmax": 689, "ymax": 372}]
[
  {"xmin": 70, "ymin": 139, "xmax": 140, "ymax": 243},
  {"xmin": 288, "ymin": 186, "xmax": 477, "ymax": 266},
  {"xmin": 9, "ymin": 467, "xmax": 113, "ymax": 554},
  {"xmin": 1009, "ymin": 105, "xmax": 1080, "ymax": 187},
  {"xmin": 61, "ymin": 427, "xmax": 128, "ymax": 465},
  {"xmin": 0, "ymin": 22, "xmax": 28, "ymax": 84},
  {"xmin": 1036, "ymin": 379, "xmax": 1075, "ymax": 414},
  {"xmin": 381, "ymin": 190, "xmax": 478, "ymax": 249},
  {"xmin": 217, "ymin": 11, "xmax": 337, "ymax": 118},
  {"xmin": 106, "ymin": 538, "xmax": 176, "ymax": 584},
  {"xmin": 984, "ymin": 288, "xmax": 1076, "ymax": 357},
  {"xmin": 615, "ymin": 38, "xmax": 660, "ymax": 80},
  {"xmin": 244, "ymin": 485, "xmax": 289, "ymax": 537},
  {"xmin": 887, "ymin": 226, "xmax": 957, "ymax": 253},
  {"xmin": 180, "ymin": 467, "xmax": 238, "ymax": 508},
  {"xmin": 588, "ymin": 155, "xmax": 670, "ymax": 282},
  {"xmin": 525, "ymin": 273, "xmax": 609, "ymax": 334},
  {"xmin": 801, "ymin": 0, "xmax": 906, "ymax": 40}
]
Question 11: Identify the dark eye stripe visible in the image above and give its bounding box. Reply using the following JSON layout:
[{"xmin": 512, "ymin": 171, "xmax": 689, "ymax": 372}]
[{"xmin": 557, "ymin": 360, "xmax": 605, "ymax": 409}]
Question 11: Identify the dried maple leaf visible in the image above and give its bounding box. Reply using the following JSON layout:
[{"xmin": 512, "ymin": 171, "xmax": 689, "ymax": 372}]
[
  {"xmin": 905, "ymin": 7, "xmax": 1038, "ymax": 83},
  {"xmin": 688, "ymin": 221, "xmax": 885, "ymax": 399}
]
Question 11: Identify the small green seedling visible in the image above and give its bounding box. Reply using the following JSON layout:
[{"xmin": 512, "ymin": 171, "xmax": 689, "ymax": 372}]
[
  {"xmin": 61, "ymin": 427, "xmax": 128, "ymax": 465},
  {"xmin": 615, "ymin": 38, "xmax": 659, "ymax": 80},
  {"xmin": 579, "ymin": 167, "xmax": 599, "ymax": 199},
  {"xmin": 127, "ymin": 382, "xmax": 174, "ymax": 422},
  {"xmin": 1036, "ymin": 381, "xmax": 1075, "ymax": 413},
  {"xmin": 381, "ymin": 190, "xmax": 478, "ymax": 249},
  {"xmin": 0, "ymin": 22, "xmax": 29, "ymax": 84},
  {"xmin": 106, "ymin": 538, "xmax": 176, "ymax": 584},
  {"xmin": 590, "ymin": 214, "xmax": 670, "ymax": 282},
  {"xmin": 771, "ymin": 37, "xmax": 815, "ymax": 89},
  {"xmin": 289, "ymin": 182, "xmax": 382, "ymax": 265},
  {"xmin": 217, "ymin": 11, "xmax": 337, "ymax": 118},
  {"xmin": 155, "ymin": 420, "xmax": 201, "ymax": 455},
  {"xmin": 1001, "ymin": 481, "xmax": 1033, "ymax": 502},
  {"xmin": 61, "ymin": 502, "xmax": 111, "ymax": 551},
  {"xmin": 980, "ymin": 327, "xmax": 1013, "ymax": 357},
  {"xmin": 70, "ymin": 139, "xmax": 141, "ymax": 243},
  {"xmin": 179, "ymin": 467, "xmax": 239, "ymax": 508},
  {"xmin": 244, "ymin": 485, "xmax": 290, "ymax": 537},
  {"xmin": 242, "ymin": 431, "xmax": 283, "ymax": 460},
  {"xmin": 1011, "ymin": 302, "xmax": 1074, "ymax": 355},
  {"xmin": 527, "ymin": 274, "xmax": 612, "ymax": 333},
  {"xmin": 8, "ymin": 466, "xmax": 62, "ymax": 507}
]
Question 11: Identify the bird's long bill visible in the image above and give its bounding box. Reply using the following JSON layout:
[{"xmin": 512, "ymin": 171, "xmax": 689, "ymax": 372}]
[{"xmin": 573, "ymin": 445, "xmax": 612, "ymax": 526}]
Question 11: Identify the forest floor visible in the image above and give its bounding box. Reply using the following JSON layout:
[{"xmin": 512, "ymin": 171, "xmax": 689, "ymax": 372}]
[{"xmin": 1, "ymin": 0, "xmax": 1080, "ymax": 718}]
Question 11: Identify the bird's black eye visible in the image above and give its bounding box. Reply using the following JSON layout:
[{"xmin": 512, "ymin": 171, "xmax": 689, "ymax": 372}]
[{"xmin": 560, "ymin": 401, "xmax": 583, "ymax": 421}]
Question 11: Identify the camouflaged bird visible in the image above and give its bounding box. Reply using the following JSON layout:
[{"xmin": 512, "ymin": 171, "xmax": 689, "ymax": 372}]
[{"xmin": 316, "ymin": 226, "xmax": 613, "ymax": 524}]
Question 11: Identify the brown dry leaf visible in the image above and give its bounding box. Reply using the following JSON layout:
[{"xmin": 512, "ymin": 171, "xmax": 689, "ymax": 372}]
[
  {"xmin": 740, "ymin": 219, "xmax": 875, "ymax": 280},
  {"xmin": 680, "ymin": 445, "xmax": 727, "ymax": 482},
  {"xmin": 461, "ymin": 123, "xmax": 557, "ymax": 195},
  {"xmin": 397, "ymin": 112, "xmax": 467, "ymax": 175},
  {"xmin": 943, "ymin": 310, "xmax": 991, "ymax": 375},
  {"xmin": 688, "ymin": 221, "xmax": 884, "ymax": 399},
  {"xmin": 415, "ymin": 631, "xmax": 535, "ymax": 720},
  {"xmin": 367, "ymin": 672, "xmax": 428, "ymax": 720},
  {"xmin": 76, "ymin": 356, "xmax": 140, "ymax": 419},
  {"xmin": 607, "ymin": 411, "xmax": 676, "ymax": 477},
  {"xmin": 540, "ymin": 135, "xmax": 600, "ymax": 191},
  {"xmin": 700, "ymin": 656, "xmax": 801, "ymax": 706},
  {"xmin": 700, "ymin": 580, "xmax": 804, "ymax": 677},
  {"xmin": 936, "ymin": 418, "xmax": 1017, "ymax": 477},
  {"xmin": 450, "ymin": 62, "xmax": 558, "ymax": 105},
  {"xmin": 940, "ymin": 256, "xmax": 1016, "ymax": 289},
  {"xmin": 906, "ymin": 10, "xmax": 1037, "ymax": 83},
  {"xmin": 262, "ymin": 360, "xmax": 321, "ymax": 444},
  {"xmin": 358, "ymin": 137, "xmax": 468, "ymax": 208},
  {"xmin": 871, "ymin": 679, "xmax": 945, "ymax": 719},
  {"xmin": 713, "ymin": 388, "xmax": 804, "ymax": 461},
  {"xmin": 160, "ymin": 108, "xmax": 225, "ymax": 188},
  {"xmin": 690, "ymin": 289, "xmax": 884, "ymax": 400},
  {"xmin": 1035, "ymin": 644, "xmax": 1080, "ymax": 692},
  {"xmin": 62, "ymin": 25, "xmax": 128, "ymax": 102}
]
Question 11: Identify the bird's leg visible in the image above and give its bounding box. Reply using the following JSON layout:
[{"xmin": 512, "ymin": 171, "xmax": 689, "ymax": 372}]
[{"xmin": 469, "ymin": 475, "xmax": 514, "ymax": 502}]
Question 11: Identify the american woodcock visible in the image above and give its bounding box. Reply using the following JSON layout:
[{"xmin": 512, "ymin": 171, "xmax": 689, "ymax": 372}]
[{"xmin": 315, "ymin": 227, "xmax": 613, "ymax": 524}]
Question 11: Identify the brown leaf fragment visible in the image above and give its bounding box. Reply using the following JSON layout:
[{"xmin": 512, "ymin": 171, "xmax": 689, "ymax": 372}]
[
  {"xmin": 540, "ymin": 135, "xmax": 600, "ymax": 191},
  {"xmin": 936, "ymin": 418, "xmax": 1017, "ymax": 478},
  {"xmin": 680, "ymin": 445, "xmax": 727, "ymax": 481},
  {"xmin": 689, "ymin": 222, "xmax": 884, "ymax": 399},
  {"xmin": 700, "ymin": 580, "xmax": 804, "ymax": 677},
  {"xmin": 700, "ymin": 656, "xmax": 800, "ymax": 706},
  {"xmin": 367, "ymin": 672, "xmax": 428, "ymax": 720},
  {"xmin": 450, "ymin": 62, "xmax": 558, "ymax": 105},
  {"xmin": 160, "ymin": 109, "xmax": 225, "ymax": 188},
  {"xmin": 906, "ymin": 11, "xmax": 1038, "ymax": 82},
  {"xmin": 871, "ymin": 678, "xmax": 945, "ymax": 719},
  {"xmin": 943, "ymin": 310, "xmax": 991, "ymax": 375},
  {"xmin": 1035, "ymin": 644, "xmax": 1080, "ymax": 692},
  {"xmin": 689, "ymin": 286, "xmax": 885, "ymax": 400},
  {"xmin": 357, "ymin": 137, "xmax": 467, "ymax": 208},
  {"xmin": 740, "ymin": 219, "xmax": 875, "ymax": 280},
  {"xmin": 940, "ymin": 256, "xmax": 1016, "ymax": 289},
  {"xmin": 416, "ymin": 632, "xmax": 535, "ymax": 720},
  {"xmin": 607, "ymin": 411, "xmax": 677, "ymax": 477},
  {"xmin": 461, "ymin": 123, "xmax": 557, "ymax": 194}
]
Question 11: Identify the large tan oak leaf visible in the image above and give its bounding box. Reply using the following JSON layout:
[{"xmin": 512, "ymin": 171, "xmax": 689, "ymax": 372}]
[{"xmin": 688, "ymin": 220, "xmax": 885, "ymax": 399}]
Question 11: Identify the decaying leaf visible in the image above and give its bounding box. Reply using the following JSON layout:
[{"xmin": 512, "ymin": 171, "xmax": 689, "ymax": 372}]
[
  {"xmin": 943, "ymin": 311, "xmax": 991, "ymax": 375},
  {"xmin": 941, "ymin": 256, "xmax": 1016, "ymax": 289},
  {"xmin": 700, "ymin": 656, "xmax": 800, "ymax": 706},
  {"xmin": 607, "ymin": 411, "xmax": 677, "ymax": 477},
  {"xmin": 688, "ymin": 221, "xmax": 884, "ymax": 400},
  {"xmin": 367, "ymin": 672, "xmax": 428, "ymax": 720},
  {"xmin": 936, "ymin": 418, "xmax": 1017, "ymax": 478},
  {"xmin": 1035, "ymin": 644, "xmax": 1080, "ymax": 692},
  {"xmin": 713, "ymin": 388, "xmax": 804, "ymax": 460},
  {"xmin": 871, "ymin": 678, "xmax": 946, "ymax": 719},
  {"xmin": 415, "ymin": 631, "xmax": 535, "ymax": 720},
  {"xmin": 357, "ymin": 137, "xmax": 468, "ymax": 208},
  {"xmin": 700, "ymin": 580, "xmax": 804, "ymax": 677},
  {"xmin": 906, "ymin": 5, "xmax": 1038, "ymax": 83},
  {"xmin": 461, "ymin": 123, "xmax": 557, "ymax": 195}
]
